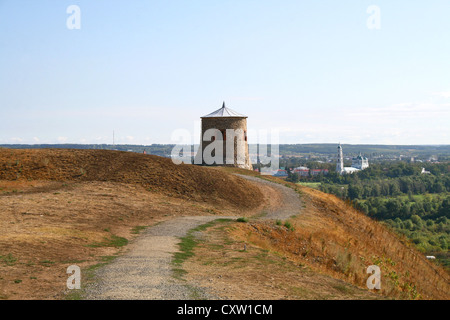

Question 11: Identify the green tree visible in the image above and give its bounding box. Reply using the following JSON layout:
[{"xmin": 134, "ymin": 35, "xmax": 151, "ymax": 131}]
[
  {"xmin": 347, "ymin": 184, "xmax": 362, "ymax": 200},
  {"xmin": 433, "ymin": 181, "xmax": 445, "ymax": 193},
  {"xmin": 411, "ymin": 215, "xmax": 423, "ymax": 229},
  {"xmin": 385, "ymin": 199, "xmax": 402, "ymax": 219},
  {"xmin": 390, "ymin": 182, "xmax": 401, "ymax": 196},
  {"xmin": 404, "ymin": 220, "xmax": 413, "ymax": 230},
  {"xmin": 438, "ymin": 198, "xmax": 450, "ymax": 218},
  {"xmin": 438, "ymin": 236, "xmax": 448, "ymax": 250}
]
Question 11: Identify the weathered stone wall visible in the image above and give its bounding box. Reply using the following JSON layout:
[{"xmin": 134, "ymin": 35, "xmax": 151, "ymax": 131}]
[{"xmin": 197, "ymin": 117, "xmax": 252, "ymax": 170}]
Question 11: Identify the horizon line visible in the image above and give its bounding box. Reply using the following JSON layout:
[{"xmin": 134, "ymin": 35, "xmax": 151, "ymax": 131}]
[{"xmin": 1, "ymin": 143, "xmax": 449, "ymax": 147}]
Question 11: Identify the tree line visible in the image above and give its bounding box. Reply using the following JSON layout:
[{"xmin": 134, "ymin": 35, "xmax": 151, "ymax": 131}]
[{"xmin": 288, "ymin": 161, "xmax": 450, "ymax": 256}]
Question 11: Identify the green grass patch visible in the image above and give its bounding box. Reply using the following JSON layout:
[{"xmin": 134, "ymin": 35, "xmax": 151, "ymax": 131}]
[
  {"xmin": 236, "ymin": 217, "xmax": 249, "ymax": 223},
  {"xmin": 65, "ymin": 289, "xmax": 84, "ymax": 300},
  {"xmin": 85, "ymin": 256, "xmax": 117, "ymax": 279},
  {"xmin": 296, "ymin": 182, "xmax": 321, "ymax": 189},
  {"xmin": 284, "ymin": 221, "xmax": 295, "ymax": 231},
  {"xmin": 172, "ymin": 219, "xmax": 231, "ymax": 280},
  {"xmin": 131, "ymin": 226, "xmax": 148, "ymax": 234},
  {"xmin": 86, "ymin": 235, "xmax": 128, "ymax": 248},
  {"xmin": 0, "ymin": 253, "xmax": 17, "ymax": 266},
  {"xmin": 39, "ymin": 260, "xmax": 55, "ymax": 267}
]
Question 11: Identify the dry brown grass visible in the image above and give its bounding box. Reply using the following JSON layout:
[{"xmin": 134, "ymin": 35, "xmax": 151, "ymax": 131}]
[
  {"xmin": 0, "ymin": 148, "xmax": 263, "ymax": 210},
  {"xmin": 0, "ymin": 180, "xmax": 263, "ymax": 300},
  {"xmin": 0, "ymin": 148, "xmax": 269, "ymax": 300},
  {"xmin": 231, "ymin": 181, "xmax": 450, "ymax": 300},
  {"xmin": 184, "ymin": 222, "xmax": 382, "ymax": 300}
]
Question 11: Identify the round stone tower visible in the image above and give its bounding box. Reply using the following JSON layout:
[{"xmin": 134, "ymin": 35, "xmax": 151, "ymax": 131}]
[{"xmin": 195, "ymin": 102, "xmax": 252, "ymax": 170}]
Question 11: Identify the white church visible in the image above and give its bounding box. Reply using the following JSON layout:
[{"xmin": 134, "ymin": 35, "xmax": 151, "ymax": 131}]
[{"xmin": 336, "ymin": 143, "xmax": 369, "ymax": 175}]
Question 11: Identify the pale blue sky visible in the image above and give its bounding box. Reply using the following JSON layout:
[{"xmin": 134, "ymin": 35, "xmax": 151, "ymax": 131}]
[{"xmin": 0, "ymin": 0, "xmax": 449, "ymax": 145}]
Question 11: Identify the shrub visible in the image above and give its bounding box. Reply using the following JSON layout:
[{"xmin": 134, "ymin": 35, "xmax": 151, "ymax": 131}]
[{"xmin": 284, "ymin": 221, "xmax": 294, "ymax": 231}]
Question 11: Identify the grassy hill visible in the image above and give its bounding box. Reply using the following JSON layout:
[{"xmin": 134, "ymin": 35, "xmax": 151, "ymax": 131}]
[
  {"xmin": 219, "ymin": 168, "xmax": 450, "ymax": 300},
  {"xmin": 0, "ymin": 148, "xmax": 448, "ymax": 299},
  {"xmin": 0, "ymin": 148, "xmax": 262, "ymax": 210},
  {"xmin": 286, "ymin": 184, "xmax": 449, "ymax": 299}
]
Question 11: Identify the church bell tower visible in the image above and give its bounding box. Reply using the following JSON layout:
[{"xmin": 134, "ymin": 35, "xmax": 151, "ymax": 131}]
[{"xmin": 336, "ymin": 143, "xmax": 344, "ymax": 174}]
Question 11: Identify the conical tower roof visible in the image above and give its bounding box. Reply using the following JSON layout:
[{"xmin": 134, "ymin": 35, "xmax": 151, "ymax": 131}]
[{"xmin": 201, "ymin": 102, "xmax": 247, "ymax": 118}]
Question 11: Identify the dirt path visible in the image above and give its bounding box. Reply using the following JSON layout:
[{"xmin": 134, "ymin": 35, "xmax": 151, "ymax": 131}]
[
  {"xmin": 236, "ymin": 175, "xmax": 302, "ymax": 220},
  {"xmin": 84, "ymin": 216, "xmax": 226, "ymax": 300},
  {"xmin": 84, "ymin": 175, "xmax": 302, "ymax": 300}
]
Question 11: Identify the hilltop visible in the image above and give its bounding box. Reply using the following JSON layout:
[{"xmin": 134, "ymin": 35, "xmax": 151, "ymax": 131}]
[{"xmin": 0, "ymin": 148, "xmax": 262, "ymax": 210}]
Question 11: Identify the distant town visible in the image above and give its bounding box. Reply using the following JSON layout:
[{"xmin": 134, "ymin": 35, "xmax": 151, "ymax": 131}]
[{"xmin": 1, "ymin": 142, "xmax": 448, "ymax": 180}]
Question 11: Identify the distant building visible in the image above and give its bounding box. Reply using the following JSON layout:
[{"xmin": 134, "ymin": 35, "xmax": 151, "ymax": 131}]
[
  {"xmin": 336, "ymin": 143, "xmax": 369, "ymax": 175},
  {"xmin": 421, "ymin": 167, "xmax": 430, "ymax": 174},
  {"xmin": 293, "ymin": 166, "xmax": 310, "ymax": 176},
  {"xmin": 273, "ymin": 169, "xmax": 288, "ymax": 177},
  {"xmin": 291, "ymin": 166, "xmax": 328, "ymax": 177},
  {"xmin": 310, "ymin": 169, "xmax": 329, "ymax": 176},
  {"xmin": 351, "ymin": 153, "xmax": 369, "ymax": 170}
]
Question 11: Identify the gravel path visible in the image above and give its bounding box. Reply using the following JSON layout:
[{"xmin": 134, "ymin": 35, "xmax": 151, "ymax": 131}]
[
  {"xmin": 84, "ymin": 216, "xmax": 222, "ymax": 300},
  {"xmin": 84, "ymin": 175, "xmax": 302, "ymax": 300},
  {"xmin": 236, "ymin": 174, "xmax": 302, "ymax": 220}
]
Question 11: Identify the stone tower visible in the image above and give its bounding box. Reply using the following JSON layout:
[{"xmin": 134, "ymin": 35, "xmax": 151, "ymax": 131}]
[
  {"xmin": 336, "ymin": 143, "xmax": 344, "ymax": 174},
  {"xmin": 195, "ymin": 102, "xmax": 252, "ymax": 170}
]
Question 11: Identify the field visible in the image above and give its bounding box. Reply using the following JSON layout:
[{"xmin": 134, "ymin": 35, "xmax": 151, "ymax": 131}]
[{"xmin": 296, "ymin": 182, "xmax": 321, "ymax": 189}]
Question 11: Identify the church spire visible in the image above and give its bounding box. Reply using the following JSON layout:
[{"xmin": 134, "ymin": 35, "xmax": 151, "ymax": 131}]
[{"xmin": 336, "ymin": 143, "xmax": 344, "ymax": 174}]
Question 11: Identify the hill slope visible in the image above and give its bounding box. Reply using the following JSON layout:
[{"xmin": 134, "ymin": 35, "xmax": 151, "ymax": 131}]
[
  {"xmin": 0, "ymin": 148, "xmax": 262, "ymax": 210},
  {"xmin": 225, "ymin": 174, "xmax": 450, "ymax": 300}
]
